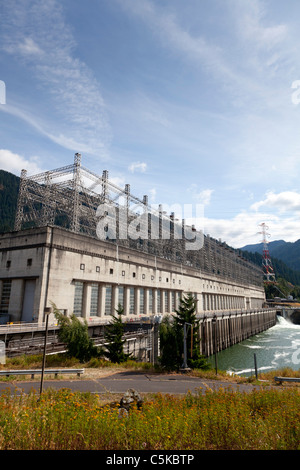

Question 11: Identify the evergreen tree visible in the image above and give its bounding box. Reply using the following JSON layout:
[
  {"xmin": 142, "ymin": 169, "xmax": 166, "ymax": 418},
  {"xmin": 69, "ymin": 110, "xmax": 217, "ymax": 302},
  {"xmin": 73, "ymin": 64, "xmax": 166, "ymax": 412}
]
[
  {"xmin": 159, "ymin": 293, "xmax": 211, "ymax": 370},
  {"xmin": 104, "ymin": 304, "xmax": 130, "ymax": 363},
  {"xmin": 159, "ymin": 315, "xmax": 180, "ymax": 370}
]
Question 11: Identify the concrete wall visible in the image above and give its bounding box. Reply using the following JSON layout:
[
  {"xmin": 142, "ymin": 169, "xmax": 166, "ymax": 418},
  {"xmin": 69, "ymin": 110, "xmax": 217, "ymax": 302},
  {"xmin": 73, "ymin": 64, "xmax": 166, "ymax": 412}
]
[
  {"xmin": 198, "ymin": 309, "xmax": 277, "ymax": 357},
  {"xmin": 0, "ymin": 226, "xmax": 266, "ymax": 324}
]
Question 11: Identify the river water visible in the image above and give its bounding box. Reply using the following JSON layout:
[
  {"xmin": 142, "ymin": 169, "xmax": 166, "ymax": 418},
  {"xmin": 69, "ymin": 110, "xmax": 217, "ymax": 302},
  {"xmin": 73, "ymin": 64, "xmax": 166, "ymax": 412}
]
[{"xmin": 207, "ymin": 316, "xmax": 300, "ymax": 376}]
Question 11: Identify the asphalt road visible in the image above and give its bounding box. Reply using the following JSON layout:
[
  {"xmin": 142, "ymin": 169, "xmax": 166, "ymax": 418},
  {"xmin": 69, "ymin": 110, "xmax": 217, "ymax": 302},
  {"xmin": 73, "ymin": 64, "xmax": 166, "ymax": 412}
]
[{"xmin": 0, "ymin": 371, "xmax": 263, "ymax": 396}]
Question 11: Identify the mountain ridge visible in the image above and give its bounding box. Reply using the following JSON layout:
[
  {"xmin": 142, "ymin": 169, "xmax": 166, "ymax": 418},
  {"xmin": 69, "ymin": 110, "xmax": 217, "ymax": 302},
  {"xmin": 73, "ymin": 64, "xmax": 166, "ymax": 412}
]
[{"xmin": 240, "ymin": 239, "xmax": 300, "ymax": 273}]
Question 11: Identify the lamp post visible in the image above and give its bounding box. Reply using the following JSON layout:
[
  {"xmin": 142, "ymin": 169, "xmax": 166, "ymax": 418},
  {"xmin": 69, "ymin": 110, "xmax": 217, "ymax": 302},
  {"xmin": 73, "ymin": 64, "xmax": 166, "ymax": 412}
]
[
  {"xmin": 212, "ymin": 315, "xmax": 218, "ymax": 375},
  {"xmin": 40, "ymin": 307, "xmax": 51, "ymax": 395},
  {"xmin": 182, "ymin": 322, "xmax": 192, "ymax": 370}
]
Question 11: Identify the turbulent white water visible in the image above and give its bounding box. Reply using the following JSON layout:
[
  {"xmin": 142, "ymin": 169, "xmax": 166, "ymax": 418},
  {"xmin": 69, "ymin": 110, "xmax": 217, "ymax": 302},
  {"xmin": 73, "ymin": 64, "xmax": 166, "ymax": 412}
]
[{"xmin": 208, "ymin": 315, "xmax": 300, "ymax": 376}]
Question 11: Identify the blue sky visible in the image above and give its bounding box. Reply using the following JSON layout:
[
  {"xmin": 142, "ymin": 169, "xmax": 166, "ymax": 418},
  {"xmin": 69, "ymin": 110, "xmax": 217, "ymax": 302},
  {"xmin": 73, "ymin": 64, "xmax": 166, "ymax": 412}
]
[{"xmin": 1, "ymin": 0, "xmax": 300, "ymax": 248}]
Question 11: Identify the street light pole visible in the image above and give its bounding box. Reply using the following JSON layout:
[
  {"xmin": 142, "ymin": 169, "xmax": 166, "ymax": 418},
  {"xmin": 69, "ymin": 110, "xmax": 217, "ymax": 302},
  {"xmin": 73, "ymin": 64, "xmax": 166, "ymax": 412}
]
[
  {"xmin": 182, "ymin": 322, "xmax": 192, "ymax": 370},
  {"xmin": 212, "ymin": 315, "xmax": 218, "ymax": 375},
  {"xmin": 40, "ymin": 307, "xmax": 51, "ymax": 395}
]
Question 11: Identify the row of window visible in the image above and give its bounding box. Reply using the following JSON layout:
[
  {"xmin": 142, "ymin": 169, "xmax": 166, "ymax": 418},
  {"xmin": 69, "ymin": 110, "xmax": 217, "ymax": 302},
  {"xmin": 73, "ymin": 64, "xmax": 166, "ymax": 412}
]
[
  {"xmin": 5, "ymin": 259, "xmax": 32, "ymax": 269},
  {"xmin": 79, "ymin": 264, "xmax": 182, "ymax": 284},
  {"xmin": 203, "ymin": 293, "xmax": 246, "ymax": 311},
  {"xmin": 73, "ymin": 282, "xmax": 182, "ymax": 317}
]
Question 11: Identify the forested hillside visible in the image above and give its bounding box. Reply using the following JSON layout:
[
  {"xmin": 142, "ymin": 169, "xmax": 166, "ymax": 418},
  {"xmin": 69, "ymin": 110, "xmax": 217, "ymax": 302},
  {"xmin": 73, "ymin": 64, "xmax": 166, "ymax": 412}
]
[
  {"xmin": 0, "ymin": 170, "xmax": 19, "ymax": 233},
  {"xmin": 240, "ymin": 239, "xmax": 300, "ymax": 273}
]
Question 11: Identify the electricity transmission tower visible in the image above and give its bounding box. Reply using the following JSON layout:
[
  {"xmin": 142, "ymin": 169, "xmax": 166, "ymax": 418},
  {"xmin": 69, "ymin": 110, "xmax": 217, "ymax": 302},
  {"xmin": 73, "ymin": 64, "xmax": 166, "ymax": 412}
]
[{"xmin": 258, "ymin": 223, "xmax": 276, "ymax": 283}]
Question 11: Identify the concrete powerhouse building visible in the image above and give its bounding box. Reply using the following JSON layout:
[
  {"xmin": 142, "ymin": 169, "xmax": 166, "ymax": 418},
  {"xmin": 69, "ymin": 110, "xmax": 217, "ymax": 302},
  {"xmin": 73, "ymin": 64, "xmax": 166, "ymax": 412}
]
[
  {"xmin": 0, "ymin": 155, "xmax": 265, "ymax": 325},
  {"xmin": 0, "ymin": 224, "xmax": 265, "ymax": 325}
]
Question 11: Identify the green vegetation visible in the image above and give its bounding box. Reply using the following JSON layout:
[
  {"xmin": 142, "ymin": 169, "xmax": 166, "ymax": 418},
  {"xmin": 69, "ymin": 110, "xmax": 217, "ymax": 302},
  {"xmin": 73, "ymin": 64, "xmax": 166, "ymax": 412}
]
[
  {"xmin": 54, "ymin": 306, "xmax": 100, "ymax": 362},
  {"xmin": 159, "ymin": 293, "xmax": 211, "ymax": 370},
  {"xmin": 0, "ymin": 387, "xmax": 298, "ymax": 450},
  {"xmin": 241, "ymin": 249, "xmax": 300, "ymax": 297},
  {"xmin": 0, "ymin": 170, "xmax": 19, "ymax": 233},
  {"xmin": 103, "ymin": 305, "xmax": 131, "ymax": 363}
]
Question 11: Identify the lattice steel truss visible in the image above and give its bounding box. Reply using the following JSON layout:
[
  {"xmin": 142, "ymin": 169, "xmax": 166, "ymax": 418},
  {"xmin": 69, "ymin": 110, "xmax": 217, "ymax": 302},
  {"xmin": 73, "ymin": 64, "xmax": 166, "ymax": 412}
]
[
  {"xmin": 259, "ymin": 223, "xmax": 276, "ymax": 283},
  {"xmin": 14, "ymin": 153, "xmax": 262, "ymax": 287}
]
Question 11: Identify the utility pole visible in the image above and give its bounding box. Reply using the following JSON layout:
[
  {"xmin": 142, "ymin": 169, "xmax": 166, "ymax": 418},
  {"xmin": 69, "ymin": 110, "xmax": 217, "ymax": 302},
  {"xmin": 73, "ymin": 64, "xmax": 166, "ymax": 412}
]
[
  {"xmin": 181, "ymin": 322, "xmax": 193, "ymax": 370},
  {"xmin": 40, "ymin": 308, "xmax": 51, "ymax": 395}
]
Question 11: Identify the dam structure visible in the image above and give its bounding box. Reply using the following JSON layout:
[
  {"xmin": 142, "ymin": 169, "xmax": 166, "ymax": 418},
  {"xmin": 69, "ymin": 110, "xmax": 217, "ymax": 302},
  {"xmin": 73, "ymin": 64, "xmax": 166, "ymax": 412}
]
[{"xmin": 0, "ymin": 154, "xmax": 276, "ymax": 358}]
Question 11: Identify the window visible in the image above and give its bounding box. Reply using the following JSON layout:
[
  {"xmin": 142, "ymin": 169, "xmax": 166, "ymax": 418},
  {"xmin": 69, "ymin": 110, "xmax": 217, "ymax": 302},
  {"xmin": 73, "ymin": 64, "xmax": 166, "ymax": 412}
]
[
  {"xmin": 132, "ymin": 272, "xmax": 136, "ymax": 278},
  {"xmin": 0, "ymin": 280, "xmax": 12, "ymax": 314},
  {"xmin": 171, "ymin": 291, "xmax": 175, "ymax": 311},
  {"xmin": 73, "ymin": 282, "xmax": 83, "ymax": 317},
  {"xmin": 118, "ymin": 286, "xmax": 124, "ymax": 309},
  {"xmin": 90, "ymin": 284, "xmax": 99, "ymax": 316},
  {"xmin": 6, "ymin": 260, "xmax": 11, "ymax": 269},
  {"xmin": 129, "ymin": 287, "xmax": 135, "ymax": 314},
  {"xmin": 105, "ymin": 286, "xmax": 112, "ymax": 315},
  {"xmin": 96, "ymin": 266, "xmax": 100, "ymax": 273},
  {"xmin": 164, "ymin": 291, "xmax": 169, "ymax": 312},
  {"xmin": 139, "ymin": 288, "xmax": 144, "ymax": 315},
  {"xmin": 122, "ymin": 270, "xmax": 125, "ymax": 276},
  {"xmin": 110, "ymin": 268, "xmax": 113, "ymax": 274},
  {"xmin": 148, "ymin": 289, "xmax": 153, "ymax": 314},
  {"xmin": 27, "ymin": 258, "xmax": 32, "ymax": 267},
  {"xmin": 157, "ymin": 290, "xmax": 161, "ymax": 313},
  {"xmin": 80, "ymin": 263, "xmax": 85, "ymax": 271}
]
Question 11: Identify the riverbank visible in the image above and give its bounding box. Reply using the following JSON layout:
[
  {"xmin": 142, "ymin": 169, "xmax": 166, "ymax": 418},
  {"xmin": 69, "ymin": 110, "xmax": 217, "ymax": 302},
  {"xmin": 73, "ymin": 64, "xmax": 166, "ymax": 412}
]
[{"xmin": 0, "ymin": 352, "xmax": 299, "ymax": 386}]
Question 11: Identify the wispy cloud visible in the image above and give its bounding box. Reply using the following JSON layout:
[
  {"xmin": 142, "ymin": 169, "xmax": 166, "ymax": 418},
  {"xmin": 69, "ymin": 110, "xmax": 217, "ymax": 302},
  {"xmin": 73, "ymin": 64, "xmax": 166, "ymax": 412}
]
[
  {"xmin": 230, "ymin": 0, "xmax": 287, "ymax": 50},
  {"xmin": 128, "ymin": 161, "xmax": 147, "ymax": 173},
  {"xmin": 187, "ymin": 184, "xmax": 214, "ymax": 206},
  {"xmin": 119, "ymin": 0, "xmax": 238, "ymax": 84},
  {"xmin": 0, "ymin": 0, "xmax": 112, "ymax": 158}
]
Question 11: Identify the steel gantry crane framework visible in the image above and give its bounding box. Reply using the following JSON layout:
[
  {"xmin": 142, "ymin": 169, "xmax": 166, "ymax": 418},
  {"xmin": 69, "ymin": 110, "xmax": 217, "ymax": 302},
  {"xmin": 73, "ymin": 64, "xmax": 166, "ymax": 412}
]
[{"xmin": 14, "ymin": 153, "xmax": 263, "ymax": 287}]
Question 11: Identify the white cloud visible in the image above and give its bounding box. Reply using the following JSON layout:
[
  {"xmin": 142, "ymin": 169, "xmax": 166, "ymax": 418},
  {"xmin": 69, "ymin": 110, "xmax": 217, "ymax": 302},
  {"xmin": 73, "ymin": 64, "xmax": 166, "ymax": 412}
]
[
  {"xmin": 5, "ymin": 37, "xmax": 43, "ymax": 56},
  {"xmin": 187, "ymin": 184, "xmax": 214, "ymax": 206},
  {"xmin": 0, "ymin": 149, "xmax": 43, "ymax": 175},
  {"xmin": 149, "ymin": 187, "xmax": 156, "ymax": 202},
  {"xmin": 231, "ymin": 0, "xmax": 287, "ymax": 50},
  {"xmin": 128, "ymin": 162, "xmax": 147, "ymax": 173},
  {"xmin": 251, "ymin": 191, "xmax": 300, "ymax": 213},
  {"xmin": 0, "ymin": 0, "xmax": 112, "ymax": 158}
]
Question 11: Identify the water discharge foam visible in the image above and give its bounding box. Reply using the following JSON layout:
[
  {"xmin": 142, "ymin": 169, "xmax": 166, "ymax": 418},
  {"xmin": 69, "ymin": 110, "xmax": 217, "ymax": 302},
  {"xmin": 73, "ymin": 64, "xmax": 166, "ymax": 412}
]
[{"xmin": 210, "ymin": 315, "xmax": 300, "ymax": 376}]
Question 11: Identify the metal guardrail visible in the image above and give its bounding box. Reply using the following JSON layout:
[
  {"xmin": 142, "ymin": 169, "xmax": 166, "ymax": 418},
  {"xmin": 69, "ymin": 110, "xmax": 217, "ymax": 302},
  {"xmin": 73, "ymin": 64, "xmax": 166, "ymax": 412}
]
[
  {"xmin": 0, "ymin": 322, "xmax": 59, "ymax": 333},
  {"xmin": 274, "ymin": 376, "xmax": 300, "ymax": 384},
  {"xmin": 0, "ymin": 368, "xmax": 84, "ymax": 378}
]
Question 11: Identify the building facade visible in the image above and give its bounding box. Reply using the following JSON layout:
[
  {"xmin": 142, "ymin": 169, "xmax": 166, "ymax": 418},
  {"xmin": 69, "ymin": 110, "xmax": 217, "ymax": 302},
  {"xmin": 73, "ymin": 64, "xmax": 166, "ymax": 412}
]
[{"xmin": 0, "ymin": 225, "xmax": 265, "ymax": 325}]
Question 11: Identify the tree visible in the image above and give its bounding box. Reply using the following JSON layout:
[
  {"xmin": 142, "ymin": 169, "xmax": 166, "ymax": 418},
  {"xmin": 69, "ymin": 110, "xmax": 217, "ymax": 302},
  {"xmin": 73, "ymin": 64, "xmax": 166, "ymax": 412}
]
[
  {"xmin": 53, "ymin": 304, "xmax": 100, "ymax": 362},
  {"xmin": 159, "ymin": 315, "xmax": 180, "ymax": 370},
  {"xmin": 103, "ymin": 304, "xmax": 130, "ymax": 363},
  {"xmin": 159, "ymin": 293, "xmax": 211, "ymax": 370}
]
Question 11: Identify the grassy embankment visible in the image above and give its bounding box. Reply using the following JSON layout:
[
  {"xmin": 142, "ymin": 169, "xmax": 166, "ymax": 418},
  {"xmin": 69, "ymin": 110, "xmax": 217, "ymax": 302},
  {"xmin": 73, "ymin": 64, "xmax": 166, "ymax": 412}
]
[{"xmin": 0, "ymin": 355, "xmax": 299, "ymax": 450}]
